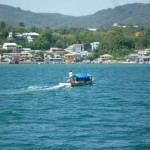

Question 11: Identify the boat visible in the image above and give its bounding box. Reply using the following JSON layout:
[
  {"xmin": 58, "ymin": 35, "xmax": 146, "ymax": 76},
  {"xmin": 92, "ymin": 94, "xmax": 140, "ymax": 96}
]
[
  {"xmin": 8, "ymin": 58, "xmax": 19, "ymax": 64},
  {"xmin": 60, "ymin": 73, "xmax": 93, "ymax": 86}
]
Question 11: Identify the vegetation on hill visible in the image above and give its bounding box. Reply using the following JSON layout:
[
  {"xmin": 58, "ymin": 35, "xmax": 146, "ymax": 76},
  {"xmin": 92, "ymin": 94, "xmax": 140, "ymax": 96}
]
[
  {"xmin": 0, "ymin": 3, "xmax": 150, "ymax": 28},
  {"xmin": 1, "ymin": 20, "xmax": 150, "ymax": 60}
]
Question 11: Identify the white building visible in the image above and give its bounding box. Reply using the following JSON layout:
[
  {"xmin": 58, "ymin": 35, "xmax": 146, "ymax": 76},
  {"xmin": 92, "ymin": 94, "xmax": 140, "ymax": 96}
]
[
  {"xmin": 138, "ymin": 49, "xmax": 150, "ymax": 56},
  {"xmin": 113, "ymin": 23, "xmax": 118, "ymax": 27},
  {"xmin": 65, "ymin": 44, "xmax": 84, "ymax": 53},
  {"xmin": 23, "ymin": 32, "xmax": 39, "ymax": 43},
  {"xmin": 8, "ymin": 32, "xmax": 13, "ymax": 38},
  {"xmin": 87, "ymin": 28, "xmax": 97, "ymax": 31},
  {"xmin": 3, "ymin": 43, "xmax": 16, "ymax": 50},
  {"xmin": 91, "ymin": 42, "xmax": 99, "ymax": 50},
  {"xmin": 3, "ymin": 43, "xmax": 22, "ymax": 52}
]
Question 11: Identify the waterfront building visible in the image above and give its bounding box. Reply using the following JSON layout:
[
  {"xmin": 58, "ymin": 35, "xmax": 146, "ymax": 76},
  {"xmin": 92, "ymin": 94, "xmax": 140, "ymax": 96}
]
[
  {"xmin": 64, "ymin": 53, "xmax": 83, "ymax": 63},
  {"xmin": 100, "ymin": 54, "xmax": 112, "ymax": 61},
  {"xmin": 64, "ymin": 53, "xmax": 74, "ymax": 63},
  {"xmin": 138, "ymin": 49, "xmax": 150, "ymax": 56}
]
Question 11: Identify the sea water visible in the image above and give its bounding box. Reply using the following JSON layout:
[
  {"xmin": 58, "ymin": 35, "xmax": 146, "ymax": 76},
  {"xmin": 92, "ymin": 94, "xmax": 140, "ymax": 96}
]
[{"xmin": 0, "ymin": 64, "xmax": 150, "ymax": 150}]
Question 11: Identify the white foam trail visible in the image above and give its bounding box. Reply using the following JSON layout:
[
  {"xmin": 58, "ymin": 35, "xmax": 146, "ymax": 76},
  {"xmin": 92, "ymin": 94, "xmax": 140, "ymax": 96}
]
[
  {"xmin": 27, "ymin": 84, "xmax": 65, "ymax": 91},
  {"xmin": 50, "ymin": 83, "xmax": 65, "ymax": 90},
  {"xmin": 0, "ymin": 84, "xmax": 69, "ymax": 95}
]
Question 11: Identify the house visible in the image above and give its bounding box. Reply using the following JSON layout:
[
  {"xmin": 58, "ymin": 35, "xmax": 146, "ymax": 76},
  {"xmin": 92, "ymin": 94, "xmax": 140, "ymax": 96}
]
[
  {"xmin": 138, "ymin": 56, "xmax": 150, "ymax": 63},
  {"xmin": 23, "ymin": 32, "xmax": 39, "ymax": 43},
  {"xmin": 15, "ymin": 32, "xmax": 39, "ymax": 42},
  {"xmin": 22, "ymin": 48, "xmax": 32, "ymax": 52},
  {"xmin": 45, "ymin": 54, "xmax": 63, "ymax": 63},
  {"xmin": 7, "ymin": 32, "xmax": 13, "ymax": 40},
  {"xmin": 3, "ymin": 43, "xmax": 16, "ymax": 50},
  {"xmin": 65, "ymin": 44, "xmax": 84, "ymax": 53},
  {"xmin": 64, "ymin": 53, "xmax": 83, "ymax": 63},
  {"xmin": 84, "ymin": 43, "xmax": 92, "ymax": 52},
  {"xmin": 91, "ymin": 42, "xmax": 99, "ymax": 50},
  {"xmin": 16, "ymin": 45, "xmax": 22, "ymax": 52},
  {"xmin": 137, "ymin": 49, "xmax": 150, "ymax": 63},
  {"xmin": 64, "ymin": 43, "xmax": 97, "ymax": 62},
  {"xmin": 3, "ymin": 43, "xmax": 22, "ymax": 52},
  {"xmin": 126, "ymin": 54, "xmax": 139, "ymax": 62},
  {"xmin": 73, "ymin": 53, "xmax": 83, "ymax": 62},
  {"xmin": 49, "ymin": 47, "xmax": 64, "ymax": 54},
  {"xmin": 135, "ymin": 32, "xmax": 142, "ymax": 37},
  {"xmin": 138, "ymin": 49, "xmax": 150, "ymax": 56},
  {"xmin": 100, "ymin": 54, "xmax": 112, "ymax": 61},
  {"xmin": 20, "ymin": 51, "xmax": 33, "ymax": 62},
  {"xmin": 64, "ymin": 54, "xmax": 74, "ymax": 63}
]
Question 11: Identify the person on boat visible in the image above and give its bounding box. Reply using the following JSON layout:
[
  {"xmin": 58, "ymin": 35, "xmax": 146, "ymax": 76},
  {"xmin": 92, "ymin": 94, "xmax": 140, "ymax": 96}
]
[{"xmin": 68, "ymin": 70, "xmax": 73, "ymax": 82}]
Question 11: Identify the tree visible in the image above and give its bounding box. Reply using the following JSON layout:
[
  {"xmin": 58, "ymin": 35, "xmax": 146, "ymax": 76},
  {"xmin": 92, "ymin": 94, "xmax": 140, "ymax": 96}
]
[
  {"xmin": 18, "ymin": 22, "xmax": 26, "ymax": 33},
  {"xmin": 19, "ymin": 22, "xmax": 25, "ymax": 28},
  {"xmin": 30, "ymin": 26, "xmax": 42, "ymax": 33},
  {"xmin": 87, "ymin": 53, "xmax": 96, "ymax": 61},
  {"xmin": 0, "ymin": 21, "xmax": 6, "ymax": 30}
]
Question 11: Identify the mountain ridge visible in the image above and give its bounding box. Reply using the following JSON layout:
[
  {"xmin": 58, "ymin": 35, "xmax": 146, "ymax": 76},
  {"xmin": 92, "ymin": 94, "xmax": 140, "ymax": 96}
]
[{"xmin": 0, "ymin": 3, "xmax": 150, "ymax": 28}]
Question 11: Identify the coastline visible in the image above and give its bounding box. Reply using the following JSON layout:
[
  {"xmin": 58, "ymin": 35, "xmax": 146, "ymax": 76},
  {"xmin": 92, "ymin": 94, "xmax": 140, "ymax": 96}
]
[{"xmin": 0, "ymin": 61, "xmax": 149, "ymax": 65}]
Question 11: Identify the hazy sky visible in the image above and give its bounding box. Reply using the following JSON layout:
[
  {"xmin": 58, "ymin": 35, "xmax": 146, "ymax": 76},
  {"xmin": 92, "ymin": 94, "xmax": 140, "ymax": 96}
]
[{"xmin": 0, "ymin": 0, "xmax": 150, "ymax": 16}]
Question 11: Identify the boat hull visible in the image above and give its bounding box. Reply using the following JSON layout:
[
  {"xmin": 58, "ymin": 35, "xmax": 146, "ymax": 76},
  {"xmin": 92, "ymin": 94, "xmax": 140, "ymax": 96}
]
[{"xmin": 59, "ymin": 81, "xmax": 93, "ymax": 86}]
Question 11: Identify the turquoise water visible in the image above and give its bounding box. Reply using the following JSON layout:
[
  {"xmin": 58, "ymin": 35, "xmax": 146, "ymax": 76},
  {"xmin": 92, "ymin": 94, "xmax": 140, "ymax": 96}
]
[{"xmin": 0, "ymin": 64, "xmax": 150, "ymax": 150}]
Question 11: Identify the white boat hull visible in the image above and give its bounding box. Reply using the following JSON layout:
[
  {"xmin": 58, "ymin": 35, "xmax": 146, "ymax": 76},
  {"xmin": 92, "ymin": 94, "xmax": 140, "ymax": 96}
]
[
  {"xmin": 59, "ymin": 82, "xmax": 72, "ymax": 86},
  {"xmin": 59, "ymin": 81, "xmax": 93, "ymax": 86}
]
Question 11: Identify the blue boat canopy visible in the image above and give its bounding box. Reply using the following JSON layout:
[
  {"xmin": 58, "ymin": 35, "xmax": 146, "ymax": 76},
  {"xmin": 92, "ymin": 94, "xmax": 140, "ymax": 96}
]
[{"xmin": 73, "ymin": 73, "xmax": 92, "ymax": 78}]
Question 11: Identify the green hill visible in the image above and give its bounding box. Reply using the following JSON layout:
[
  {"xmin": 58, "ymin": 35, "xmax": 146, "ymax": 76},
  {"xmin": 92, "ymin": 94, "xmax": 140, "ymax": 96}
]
[{"xmin": 0, "ymin": 3, "xmax": 150, "ymax": 28}]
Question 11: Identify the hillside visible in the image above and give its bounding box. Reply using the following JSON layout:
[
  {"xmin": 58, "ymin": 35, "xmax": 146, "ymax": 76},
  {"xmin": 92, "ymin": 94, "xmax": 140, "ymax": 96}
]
[{"xmin": 0, "ymin": 3, "xmax": 150, "ymax": 28}]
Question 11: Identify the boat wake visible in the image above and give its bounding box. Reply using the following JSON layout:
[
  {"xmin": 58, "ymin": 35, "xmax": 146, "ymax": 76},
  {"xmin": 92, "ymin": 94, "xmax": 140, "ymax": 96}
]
[
  {"xmin": 27, "ymin": 84, "xmax": 66, "ymax": 91},
  {"xmin": 0, "ymin": 84, "xmax": 69, "ymax": 95}
]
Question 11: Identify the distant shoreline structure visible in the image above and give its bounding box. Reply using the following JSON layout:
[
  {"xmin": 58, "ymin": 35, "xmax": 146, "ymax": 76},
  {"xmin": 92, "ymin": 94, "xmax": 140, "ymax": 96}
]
[{"xmin": 1, "ymin": 61, "xmax": 150, "ymax": 65}]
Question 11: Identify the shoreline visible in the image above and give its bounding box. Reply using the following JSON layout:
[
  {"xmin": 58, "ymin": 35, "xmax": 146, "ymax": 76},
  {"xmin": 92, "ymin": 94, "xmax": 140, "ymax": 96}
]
[{"xmin": 0, "ymin": 62, "xmax": 149, "ymax": 65}]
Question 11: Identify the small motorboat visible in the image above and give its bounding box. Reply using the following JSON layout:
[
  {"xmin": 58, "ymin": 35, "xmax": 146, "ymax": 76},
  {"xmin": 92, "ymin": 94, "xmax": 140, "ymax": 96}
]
[{"xmin": 60, "ymin": 73, "xmax": 93, "ymax": 86}]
